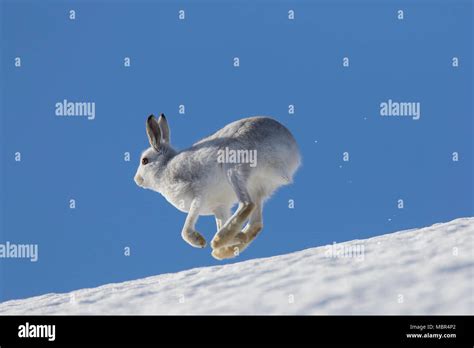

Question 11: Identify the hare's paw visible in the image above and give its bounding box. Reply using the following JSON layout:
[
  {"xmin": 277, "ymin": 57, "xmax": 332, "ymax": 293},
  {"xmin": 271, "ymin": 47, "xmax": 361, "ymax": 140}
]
[
  {"xmin": 182, "ymin": 230, "xmax": 207, "ymax": 248},
  {"xmin": 233, "ymin": 232, "xmax": 249, "ymax": 244},
  {"xmin": 210, "ymin": 235, "xmax": 223, "ymax": 249},
  {"xmin": 212, "ymin": 230, "xmax": 261, "ymax": 260},
  {"xmin": 218, "ymin": 231, "xmax": 250, "ymax": 247},
  {"xmin": 211, "ymin": 245, "xmax": 242, "ymax": 260},
  {"xmin": 211, "ymin": 203, "xmax": 256, "ymax": 249},
  {"xmin": 210, "ymin": 235, "xmax": 234, "ymax": 249},
  {"xmin": 210, "ymin": 226, "xmax": 239, "ymax": 249}
]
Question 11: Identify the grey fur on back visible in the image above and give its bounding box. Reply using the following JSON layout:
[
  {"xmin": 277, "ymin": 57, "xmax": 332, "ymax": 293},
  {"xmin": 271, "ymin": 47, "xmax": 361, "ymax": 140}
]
[{"xmin": 165, "ymin": 117, "xmax": 299, "ymax": 205}]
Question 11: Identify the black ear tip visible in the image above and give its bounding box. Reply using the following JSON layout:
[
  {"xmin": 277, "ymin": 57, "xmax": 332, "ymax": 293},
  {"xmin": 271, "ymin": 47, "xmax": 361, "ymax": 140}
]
[
  {"xmin": 147, "ymin": 114, "xmax": 155, "ymax": 121},
  {"xmin": 160, "ymin": 113, "xmax": 166, "ymax": 119}
]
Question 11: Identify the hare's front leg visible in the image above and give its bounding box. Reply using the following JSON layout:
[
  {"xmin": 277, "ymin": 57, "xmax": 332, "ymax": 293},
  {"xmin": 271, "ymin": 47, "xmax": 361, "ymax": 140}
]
[{"xmin": 181, "ymin": 198, "xmax": 206, "ymax": 248}]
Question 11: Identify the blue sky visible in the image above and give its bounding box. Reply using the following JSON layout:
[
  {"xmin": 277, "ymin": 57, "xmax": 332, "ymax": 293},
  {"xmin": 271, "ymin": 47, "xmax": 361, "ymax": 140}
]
[{"xmin": 0, "ymin": 0, "xmax": 472, "ymax": 302}]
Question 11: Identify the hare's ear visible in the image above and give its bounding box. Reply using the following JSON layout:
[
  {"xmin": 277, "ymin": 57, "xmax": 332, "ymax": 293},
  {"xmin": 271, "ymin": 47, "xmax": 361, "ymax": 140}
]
[
  {"xmin": 146, "ymin": 114, "xmax": 161, "ymax": 151},
  {"xmin": 158, "ymin": 113, "xmax": 170, "ymax": 144}
]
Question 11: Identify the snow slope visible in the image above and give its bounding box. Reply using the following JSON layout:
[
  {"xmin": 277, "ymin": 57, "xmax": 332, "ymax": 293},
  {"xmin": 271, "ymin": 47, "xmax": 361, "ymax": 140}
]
[{"xmin": 0, "ymin": 218, "xmax": 472, "ymax": 315}]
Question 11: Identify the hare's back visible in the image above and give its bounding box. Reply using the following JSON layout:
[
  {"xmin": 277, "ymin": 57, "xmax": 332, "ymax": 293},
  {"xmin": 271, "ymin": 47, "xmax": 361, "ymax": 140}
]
[
  {"xmin": 197, "ymin": 116, "xmax": 295, "ymax": 145},
  {"xmin": 206, "ymin": 116, "xmax": 300, "ymax": 178}
]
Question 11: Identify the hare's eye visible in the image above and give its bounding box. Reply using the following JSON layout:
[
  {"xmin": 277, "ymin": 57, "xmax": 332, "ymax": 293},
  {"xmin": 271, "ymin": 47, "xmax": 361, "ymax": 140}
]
[{"xmin": 142, "ymin": 158, "xmax": 149, "ymax": 165}]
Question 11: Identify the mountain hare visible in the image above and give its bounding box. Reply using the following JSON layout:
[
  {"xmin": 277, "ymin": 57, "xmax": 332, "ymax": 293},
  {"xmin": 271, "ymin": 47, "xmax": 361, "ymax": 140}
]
[{"xmin": 134, "ymin": 114, "xmax": 301, "ymax": 260}]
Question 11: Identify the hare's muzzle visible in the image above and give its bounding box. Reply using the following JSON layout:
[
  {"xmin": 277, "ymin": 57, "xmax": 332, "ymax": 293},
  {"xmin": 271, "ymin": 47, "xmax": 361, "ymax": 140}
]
[{"xmin": 134, "ymin": 174, "xmax": 144, "ymax": 186}]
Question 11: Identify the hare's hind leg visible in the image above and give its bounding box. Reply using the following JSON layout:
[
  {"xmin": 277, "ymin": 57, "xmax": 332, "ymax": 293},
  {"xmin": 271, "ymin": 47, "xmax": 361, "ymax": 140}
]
[
  {"xmin": 210, "ymin": 168, "xmax": 255, "ymax": 249},
  {"xmin": 212, "ymin": 200, "xmax": 263, "ymax": 260},
  {"xmin": 181, "ymin": 197, "xmax": 207, "ymax": 248},
  {"xmin": 235, "ymin": 199, "xmax": 263, "ymax": 245}
]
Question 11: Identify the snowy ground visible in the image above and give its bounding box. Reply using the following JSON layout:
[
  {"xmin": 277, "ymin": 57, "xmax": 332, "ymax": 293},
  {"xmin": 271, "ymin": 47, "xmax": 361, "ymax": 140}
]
[{"xmin": 0, "ymin": 217, "xmax": 472, "ymax": 315}]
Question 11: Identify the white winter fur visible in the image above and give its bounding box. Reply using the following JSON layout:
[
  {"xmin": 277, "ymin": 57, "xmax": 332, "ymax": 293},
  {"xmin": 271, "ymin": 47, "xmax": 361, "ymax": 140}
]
[{"xmin": 135, "ymin": 114, "xmax": 301, "ymax": 260}]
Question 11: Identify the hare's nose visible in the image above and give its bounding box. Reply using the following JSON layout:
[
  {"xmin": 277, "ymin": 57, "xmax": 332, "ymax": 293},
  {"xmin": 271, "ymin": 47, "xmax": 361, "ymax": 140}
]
[{"xmin": 134, "ymin": 174, "xmax": 144, "ymax": 186}]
